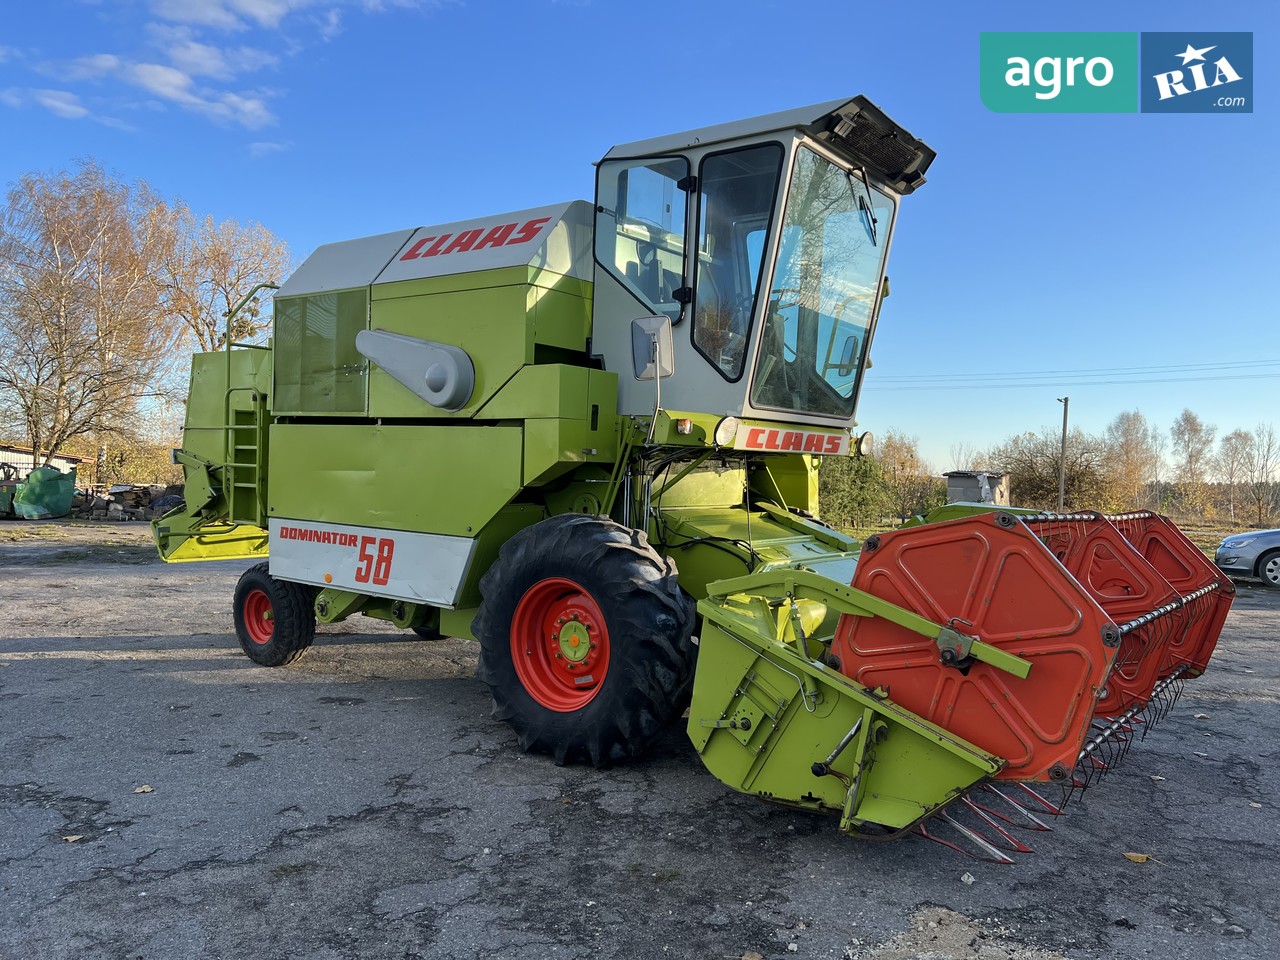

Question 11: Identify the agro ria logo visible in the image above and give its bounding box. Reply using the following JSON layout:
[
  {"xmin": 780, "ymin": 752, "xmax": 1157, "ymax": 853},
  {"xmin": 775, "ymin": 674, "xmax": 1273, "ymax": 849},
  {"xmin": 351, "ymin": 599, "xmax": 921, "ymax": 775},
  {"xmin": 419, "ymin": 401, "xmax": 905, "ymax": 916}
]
[
  {"xmin": 1152, "ymin": 42, "xmax": 1243, "ymax": 101},
  {"xmin": 1140, "ymin": 32, "xmax": 1252, "ymax": 113}
]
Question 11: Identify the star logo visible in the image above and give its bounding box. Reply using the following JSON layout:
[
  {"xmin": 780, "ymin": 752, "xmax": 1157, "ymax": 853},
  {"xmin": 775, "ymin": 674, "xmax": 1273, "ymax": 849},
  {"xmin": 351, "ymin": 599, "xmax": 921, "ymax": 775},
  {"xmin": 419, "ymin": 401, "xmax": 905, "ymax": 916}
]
[{"xmin": 1176, "ymin": 43, "xmax": 1215, "ymax": 65}]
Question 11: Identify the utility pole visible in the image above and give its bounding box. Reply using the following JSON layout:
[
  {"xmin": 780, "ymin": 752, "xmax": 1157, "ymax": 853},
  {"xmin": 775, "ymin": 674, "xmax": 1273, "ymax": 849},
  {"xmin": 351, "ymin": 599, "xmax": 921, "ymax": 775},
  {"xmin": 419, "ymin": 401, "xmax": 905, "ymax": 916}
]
[{"xmin": 1057, "ymin": 397, "xmax": 1069, "ymax": 511}]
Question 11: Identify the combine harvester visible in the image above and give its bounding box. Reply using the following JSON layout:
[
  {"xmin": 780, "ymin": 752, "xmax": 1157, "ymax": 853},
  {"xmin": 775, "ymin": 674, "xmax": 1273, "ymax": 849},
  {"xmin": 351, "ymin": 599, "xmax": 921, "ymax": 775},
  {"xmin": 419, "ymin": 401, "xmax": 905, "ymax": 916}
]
[{"xmin": 154, "ymin": 97, "xmax": 1232, "ymax": 860}]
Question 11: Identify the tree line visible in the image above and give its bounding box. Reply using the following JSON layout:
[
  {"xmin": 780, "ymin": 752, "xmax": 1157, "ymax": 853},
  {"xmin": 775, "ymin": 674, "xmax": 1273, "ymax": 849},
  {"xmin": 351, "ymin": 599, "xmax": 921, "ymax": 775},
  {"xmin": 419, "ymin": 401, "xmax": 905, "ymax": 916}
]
[
  {"xmin": 0, "ymin": 160, "xmax": 290, "ymax": 481},
  {"xmin": 819, "ymin": 409, "xmax": 1280, "ymax": 531}
]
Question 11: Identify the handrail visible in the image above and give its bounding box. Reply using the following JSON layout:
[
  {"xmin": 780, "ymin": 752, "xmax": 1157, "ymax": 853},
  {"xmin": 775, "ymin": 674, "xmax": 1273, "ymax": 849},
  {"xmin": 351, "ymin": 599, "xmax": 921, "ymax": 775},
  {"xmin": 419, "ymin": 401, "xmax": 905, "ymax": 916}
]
[{"xmin": 221, "ymin": 281, "xmax": 278, "ymax": 526}]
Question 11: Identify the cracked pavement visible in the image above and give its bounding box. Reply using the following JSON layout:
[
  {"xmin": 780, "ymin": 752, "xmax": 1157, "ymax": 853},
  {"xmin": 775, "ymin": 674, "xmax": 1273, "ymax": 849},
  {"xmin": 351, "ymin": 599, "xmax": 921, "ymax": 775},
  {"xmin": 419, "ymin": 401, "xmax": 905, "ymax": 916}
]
[{"xmin": 1, "ymin": 524, "xmax": 1277, "ymax": 959}]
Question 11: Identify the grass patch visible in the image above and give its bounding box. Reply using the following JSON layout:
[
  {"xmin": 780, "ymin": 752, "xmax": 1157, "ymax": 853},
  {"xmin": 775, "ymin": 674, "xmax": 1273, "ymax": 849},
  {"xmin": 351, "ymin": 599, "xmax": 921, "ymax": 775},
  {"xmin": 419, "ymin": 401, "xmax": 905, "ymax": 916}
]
[{"xmin": 0, "ymin": 524, "xmax": 71, "ymax": 542}]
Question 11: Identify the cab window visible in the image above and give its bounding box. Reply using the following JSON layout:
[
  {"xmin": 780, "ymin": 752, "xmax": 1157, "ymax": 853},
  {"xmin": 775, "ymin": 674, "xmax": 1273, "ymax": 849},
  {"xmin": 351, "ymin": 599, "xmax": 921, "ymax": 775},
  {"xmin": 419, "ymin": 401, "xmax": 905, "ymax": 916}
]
[{"xmin": 594, "ymin": 157, "xmax": 688, "ymax": 321}]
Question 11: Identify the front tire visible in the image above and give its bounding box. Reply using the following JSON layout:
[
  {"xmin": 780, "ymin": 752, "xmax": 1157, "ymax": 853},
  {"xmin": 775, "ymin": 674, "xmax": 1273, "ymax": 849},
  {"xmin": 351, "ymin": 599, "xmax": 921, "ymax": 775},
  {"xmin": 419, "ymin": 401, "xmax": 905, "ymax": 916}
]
[
  {"xmin": 1258, "ymin": 549, "xmax": 1280, "ymax": 588},
  {"xmin": 233, "ymin": 562, "xmax": 317, "ymax": 666},
  {"xmin": 473, "ymin": 514, "xmax": 696, "ymax": 766}
]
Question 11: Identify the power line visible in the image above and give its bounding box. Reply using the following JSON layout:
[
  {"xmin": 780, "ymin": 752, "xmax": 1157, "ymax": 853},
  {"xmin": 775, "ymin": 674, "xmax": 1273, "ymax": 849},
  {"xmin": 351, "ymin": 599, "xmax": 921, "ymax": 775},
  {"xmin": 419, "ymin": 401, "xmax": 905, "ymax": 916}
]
[
  {"xmin": 870, "ymin": 358, "xmax": 1280, "ymax": 385},
  {"xmin": 866, "ymin": 371, "xmax": 1280, "ymax": 392}
]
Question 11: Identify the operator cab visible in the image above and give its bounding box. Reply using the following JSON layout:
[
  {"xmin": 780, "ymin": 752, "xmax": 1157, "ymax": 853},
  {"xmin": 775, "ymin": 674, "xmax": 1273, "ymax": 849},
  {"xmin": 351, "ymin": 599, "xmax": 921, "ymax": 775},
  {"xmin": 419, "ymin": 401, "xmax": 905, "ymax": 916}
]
[{"xmin": 591, "ymin": 96, "xmax": 934, "ymax": 434}]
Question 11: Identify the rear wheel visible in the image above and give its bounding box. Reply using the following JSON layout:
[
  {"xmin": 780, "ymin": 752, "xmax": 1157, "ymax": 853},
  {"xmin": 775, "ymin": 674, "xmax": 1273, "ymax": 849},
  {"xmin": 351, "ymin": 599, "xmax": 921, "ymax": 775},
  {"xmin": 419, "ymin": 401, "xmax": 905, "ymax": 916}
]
[
  {"xmin": 233, "ymin": 562, "xmax": 317, "ymax": 665},
  {"xmin": 474, "ymin": 514, "xmax": 696, "ymax": 766},
  {"xmin": 1258, "ymin": 550, "xmax": 1280, "ymax": 588}
]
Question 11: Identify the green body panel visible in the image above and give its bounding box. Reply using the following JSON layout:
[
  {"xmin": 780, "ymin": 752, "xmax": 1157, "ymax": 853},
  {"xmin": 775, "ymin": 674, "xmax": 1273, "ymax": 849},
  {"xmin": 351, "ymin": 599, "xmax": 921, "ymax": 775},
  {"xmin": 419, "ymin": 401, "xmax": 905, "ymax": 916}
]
[
  {"xmin": 479, "ymin": 365, "xmax": 619, "ymax": 485},
  {"xmin": 750, "ymin": 455, "xmax": 821, "ymax": 515},
  {"xmin": 153, "ymin": 518, "xmax": 270, "ymax": 562},
  {"xmin": 267, "ymin": 422, "xmax": 523, "ymax": 536},
  {"xmin": 906, "ymin": 501, "xmax": 1040, "ymax": 526},
  {"xmin": 182, "ymin": 349, "xmax": 272, "ymax": 470},
  {"xmin": 690, "ymin": 591, "xmax": 1003, "ymax": 832},
  {"xmin": 368, "ymin": 267, "xmax": 592, "ymax": 419}
]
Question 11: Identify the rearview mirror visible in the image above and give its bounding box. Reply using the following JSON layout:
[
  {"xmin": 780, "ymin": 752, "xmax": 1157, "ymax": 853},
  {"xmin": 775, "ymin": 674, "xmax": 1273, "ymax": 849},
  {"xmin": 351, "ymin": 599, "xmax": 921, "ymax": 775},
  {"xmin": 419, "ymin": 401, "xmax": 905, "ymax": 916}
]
[
  {"xmin": 836, "ymin": 335, "xmax": 859, "ymax": 377},
  {"xmin": 631, "ymin": 316, "xmax": 674, "ymax": 380}
]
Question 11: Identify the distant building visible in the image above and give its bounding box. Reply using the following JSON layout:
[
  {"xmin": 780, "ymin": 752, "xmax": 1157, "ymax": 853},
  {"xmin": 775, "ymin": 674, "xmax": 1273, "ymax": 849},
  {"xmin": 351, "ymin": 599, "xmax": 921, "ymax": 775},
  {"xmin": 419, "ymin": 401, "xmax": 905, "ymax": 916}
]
[
  {"xmin": 944, "ymin": 470, "xmax": 1010, "ymax": 506},
  {"xmin": 0, "ymin": 444, "xmax": 85, "ymax": 475}
]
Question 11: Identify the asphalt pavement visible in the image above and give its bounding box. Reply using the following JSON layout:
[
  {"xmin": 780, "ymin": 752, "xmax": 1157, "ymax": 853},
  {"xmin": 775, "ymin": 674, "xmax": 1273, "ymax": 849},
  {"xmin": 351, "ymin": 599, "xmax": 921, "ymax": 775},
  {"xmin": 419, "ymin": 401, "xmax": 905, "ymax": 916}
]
[{"xmin": 1, "ymin": 541, "xmax": 1276, "ymax": 959}]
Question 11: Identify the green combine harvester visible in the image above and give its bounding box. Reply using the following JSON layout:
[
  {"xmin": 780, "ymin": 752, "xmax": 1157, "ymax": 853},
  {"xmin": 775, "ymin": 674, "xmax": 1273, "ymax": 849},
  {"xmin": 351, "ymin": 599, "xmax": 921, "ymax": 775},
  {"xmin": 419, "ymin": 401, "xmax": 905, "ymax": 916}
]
[{"xmin": 155, "ymin": 97, "xmax": 1233, "ymax": 860}]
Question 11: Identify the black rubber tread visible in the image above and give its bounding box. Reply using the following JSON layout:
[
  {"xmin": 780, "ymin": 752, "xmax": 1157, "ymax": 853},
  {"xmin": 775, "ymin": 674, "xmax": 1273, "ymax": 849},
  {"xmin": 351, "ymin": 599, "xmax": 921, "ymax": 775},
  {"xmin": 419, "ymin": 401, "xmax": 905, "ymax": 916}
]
[
  {"xmin": 411, "ymin": 625, "xmax": 443, "ymax": 641},
  {"xmin": 233, "ymin": 561, "xmax": 317, "ymax": 666},
  {"xmin": 473, "ymin": 513, "xmax": 696, "ymax": 768},
  {"xmin": 1256, "ymin": 549, "xmax": 1280, "ymax": 588}
]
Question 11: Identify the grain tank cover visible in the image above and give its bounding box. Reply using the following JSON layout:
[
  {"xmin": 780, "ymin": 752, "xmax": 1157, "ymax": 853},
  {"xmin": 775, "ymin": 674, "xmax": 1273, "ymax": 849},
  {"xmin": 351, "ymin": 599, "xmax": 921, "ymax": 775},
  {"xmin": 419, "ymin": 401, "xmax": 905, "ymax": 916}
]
[
  {"xmin": 276, "ymin": 201, "xmax": 594, "ymax": 300},
  {"xmin": 375, "ymin": 201, "xmax": 593, "ymax": 286}
]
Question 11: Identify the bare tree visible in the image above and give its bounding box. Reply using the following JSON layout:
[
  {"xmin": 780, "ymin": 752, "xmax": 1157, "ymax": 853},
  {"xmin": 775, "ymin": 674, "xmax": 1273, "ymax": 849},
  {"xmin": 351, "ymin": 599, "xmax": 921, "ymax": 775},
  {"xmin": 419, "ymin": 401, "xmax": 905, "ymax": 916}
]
[
  {"xmin": 1215, "ymin": 429, "xmax": 1252, "ymax": 522},
  {"xmin": 160, "ymin": 210, "xmax": 291, "ymax": 352},
  {"xmin": 0, "ymin": 162, "xmax": 182, "ymax": 465},
  {"xmin": 1169, "ymin": 409, "xmax": 1217, "ymax": 516},
  {"xmin": 1104, "ymin": 410, "xmax": 1162, "ymax": 509},
  {"xmin": 1242, "ymin": 423, "xmax": 1280, "ymax": 527},
  {"xmin": 949, "ymin": 441, "xmax": 980, "ymax": 472},
  {"xmin": 989, "ymin": 426, "xmax": 1110, "ymax": 510}
]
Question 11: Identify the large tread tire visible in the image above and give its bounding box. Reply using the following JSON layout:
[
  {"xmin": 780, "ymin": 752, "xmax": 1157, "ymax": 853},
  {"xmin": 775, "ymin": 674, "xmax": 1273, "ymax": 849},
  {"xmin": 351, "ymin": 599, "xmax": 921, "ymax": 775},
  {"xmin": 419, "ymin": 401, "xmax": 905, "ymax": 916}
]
[
  {"xmin": 233, "ymin": 562, "xmax": 317, "ymax": 666},
  {"xmin": 473, "ymin": 513, "xmax": 696, "ymax": 767}
]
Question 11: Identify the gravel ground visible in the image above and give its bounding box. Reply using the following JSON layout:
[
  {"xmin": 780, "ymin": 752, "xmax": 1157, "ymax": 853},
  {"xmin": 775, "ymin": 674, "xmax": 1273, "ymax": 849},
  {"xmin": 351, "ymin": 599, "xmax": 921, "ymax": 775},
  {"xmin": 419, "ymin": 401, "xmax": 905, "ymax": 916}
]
[{"xmin": 1, "ymin": 521, "xmax": 1277, "ymax": 960}]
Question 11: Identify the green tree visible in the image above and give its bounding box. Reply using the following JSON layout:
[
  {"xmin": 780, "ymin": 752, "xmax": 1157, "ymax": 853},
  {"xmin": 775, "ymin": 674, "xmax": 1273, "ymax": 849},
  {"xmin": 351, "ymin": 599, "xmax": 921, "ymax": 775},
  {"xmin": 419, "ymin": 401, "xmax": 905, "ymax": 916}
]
[{"xmin": 988, "ymin": 426, "xmax": 1110, "ymax": 510}]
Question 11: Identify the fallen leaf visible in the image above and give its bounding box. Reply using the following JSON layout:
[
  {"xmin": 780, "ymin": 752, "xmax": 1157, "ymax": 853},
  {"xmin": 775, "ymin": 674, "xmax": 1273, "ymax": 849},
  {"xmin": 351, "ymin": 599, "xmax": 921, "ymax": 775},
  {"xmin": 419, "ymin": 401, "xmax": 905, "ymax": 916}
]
[
  {"xmin": 133, "ymin": 785, "xmax": 154, "ymax": 794},
  {"xmin": 741, "ymin": 952, "xmax": 765, "ymax": 960},
  {"xmin": 62, "ymin": 835, "xmax": 83, "ymax": 843},
  {"xmin": 1194, "ymin": 713, "xmax": 1211, "ymax": 720},
  {"xmin": 1123, "ymin": 852, "xmax": 1166, "ymax": 865},
  {"xmin": 1150, "ymin": 775, "xmax": 1166, "ymax": 782}
]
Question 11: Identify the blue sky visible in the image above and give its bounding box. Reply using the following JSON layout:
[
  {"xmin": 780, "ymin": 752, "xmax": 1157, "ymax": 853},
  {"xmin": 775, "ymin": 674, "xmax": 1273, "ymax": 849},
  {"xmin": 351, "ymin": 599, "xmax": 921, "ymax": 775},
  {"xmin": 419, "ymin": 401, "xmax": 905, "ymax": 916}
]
[{"xmin": 1, "ymin": 0, "xmax": 1275, "ymax": 470}]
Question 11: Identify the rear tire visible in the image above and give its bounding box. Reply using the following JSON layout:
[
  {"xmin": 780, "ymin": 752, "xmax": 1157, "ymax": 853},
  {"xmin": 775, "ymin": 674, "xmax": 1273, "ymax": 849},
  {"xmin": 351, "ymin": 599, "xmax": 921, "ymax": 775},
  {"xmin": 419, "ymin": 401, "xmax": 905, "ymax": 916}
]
[
  {"xmin": 473, "ymin": 514, "xmax": 696, "ymax": 766},
  {"xmin": 233, "ymin": 562, "xmax": 317, "ymax": 666},
  {"xmin": 1258, "ymin": 549, "xmax": 1280, "ymax": 588}
]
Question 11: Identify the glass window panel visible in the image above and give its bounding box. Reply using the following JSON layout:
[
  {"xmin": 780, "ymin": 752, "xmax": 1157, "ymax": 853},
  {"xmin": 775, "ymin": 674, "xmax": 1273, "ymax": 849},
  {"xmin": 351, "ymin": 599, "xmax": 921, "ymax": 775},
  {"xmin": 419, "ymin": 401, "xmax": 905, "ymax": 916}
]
[
  {"xmin": 691, "ymin": 144, "xmax": 784, "ymax": 381},
  {"xmin": 594, "ymin": 157, "xmax": 688, "ymax": 321},
  {"xmin": 751, "ymin": 147, "xmax": 895, "ymax": 417}
]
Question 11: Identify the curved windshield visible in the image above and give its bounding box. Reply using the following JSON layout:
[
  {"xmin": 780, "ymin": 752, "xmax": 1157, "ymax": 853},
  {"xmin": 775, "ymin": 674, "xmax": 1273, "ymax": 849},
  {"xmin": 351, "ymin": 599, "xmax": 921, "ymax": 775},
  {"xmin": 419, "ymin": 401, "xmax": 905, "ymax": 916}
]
[{"xmin": 750, "ymin": 146, "xmax": 895, "ymax": 418}]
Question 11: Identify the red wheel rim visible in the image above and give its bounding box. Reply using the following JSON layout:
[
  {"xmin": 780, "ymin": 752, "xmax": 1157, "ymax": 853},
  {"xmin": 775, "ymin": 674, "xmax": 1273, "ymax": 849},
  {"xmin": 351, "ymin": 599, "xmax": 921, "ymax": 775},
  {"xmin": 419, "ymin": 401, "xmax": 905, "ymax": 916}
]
[
  {"xmin": 511, "ymin": 577, "xmax": 610, "ymax": 712},
  {"xmin": 243, "ymin": 588, "xmax": 275, "ymax": 645}
]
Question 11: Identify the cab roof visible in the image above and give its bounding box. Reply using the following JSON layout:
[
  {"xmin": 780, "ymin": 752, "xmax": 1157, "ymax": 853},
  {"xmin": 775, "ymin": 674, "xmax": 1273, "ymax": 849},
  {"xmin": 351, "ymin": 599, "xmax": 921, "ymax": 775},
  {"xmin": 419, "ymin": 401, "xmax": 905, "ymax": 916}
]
[{"xmin": 600, "ymin": 95, "xmax": 936, "ymax": 195}]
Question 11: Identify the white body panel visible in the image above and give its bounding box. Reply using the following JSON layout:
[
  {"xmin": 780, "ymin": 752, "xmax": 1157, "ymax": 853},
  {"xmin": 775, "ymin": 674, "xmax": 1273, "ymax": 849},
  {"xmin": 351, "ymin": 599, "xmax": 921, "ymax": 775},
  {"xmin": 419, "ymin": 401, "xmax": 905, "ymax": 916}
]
[
  {"xmin": 268, "ymin": 518, "xmax": 476, "ymax": 607},
  {"xmin": 377, "ymin": 201, "xmax": 593, "ymax": 284},
  {"xmin": 278, "ymin": 202, "xmax": 594, "ymax": 300}
]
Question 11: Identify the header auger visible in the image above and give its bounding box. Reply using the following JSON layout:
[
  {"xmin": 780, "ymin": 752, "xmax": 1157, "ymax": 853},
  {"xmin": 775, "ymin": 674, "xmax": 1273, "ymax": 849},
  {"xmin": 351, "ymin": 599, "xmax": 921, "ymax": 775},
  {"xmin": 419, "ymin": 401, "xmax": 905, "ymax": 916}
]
[{"xmin": 154, "ymin": 96, "xmax": 1232, "ymax": 861}]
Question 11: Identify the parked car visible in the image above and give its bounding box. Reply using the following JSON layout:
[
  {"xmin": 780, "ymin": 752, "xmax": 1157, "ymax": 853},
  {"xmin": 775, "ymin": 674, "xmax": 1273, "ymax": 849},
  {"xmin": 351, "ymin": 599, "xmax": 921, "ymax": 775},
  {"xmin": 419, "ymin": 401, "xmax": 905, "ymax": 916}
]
[{"xmin": 1215, "ymin": 529, "xmax": 1280, "ymax": 587}]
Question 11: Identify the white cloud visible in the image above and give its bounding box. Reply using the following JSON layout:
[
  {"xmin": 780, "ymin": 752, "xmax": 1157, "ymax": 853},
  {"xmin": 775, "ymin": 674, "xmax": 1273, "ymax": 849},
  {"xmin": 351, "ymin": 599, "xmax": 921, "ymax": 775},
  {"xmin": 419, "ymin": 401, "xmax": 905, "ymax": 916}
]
[
  {"xmin": 0, "ymin": 86, "xmax": 131, "ymax": 129},
  {"xmin": 319, "ymin": 8, "xmax": 343, "ymax": 40},
  {"xmin": 150, "ymin": 0, "xmax": 246, "ymax": 30},
  {"xmin": 54, "ymin": 53, "xmax": 279, "ymax": 129},
  {"xmin": 66, "ymin": 53, "xmax": 123, "ymax": 79},
  {"xmin": 0, "ymin": 45, "xmax": 20, "ymax": 64},
  {"xmin": 248, "ymin": 139, "xmax": 291, "ymax": 157},
  {"xmin": 145, "ymin": 23, "xmax": 278, "ymax": 79},
  {"xmin": 125, "ymin": 62, "xmax": 201, "ymax": 102},
  {"xmin": 149, "ymin": 0, "xmax": 326, "ymax": 30},
  {"xmin": 230, "ymin": 0, "xmax": 299, "ymax": 28},
  {"xmin": 32, "ymin": 89, "xmax": 90, "ymax": 119}
]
